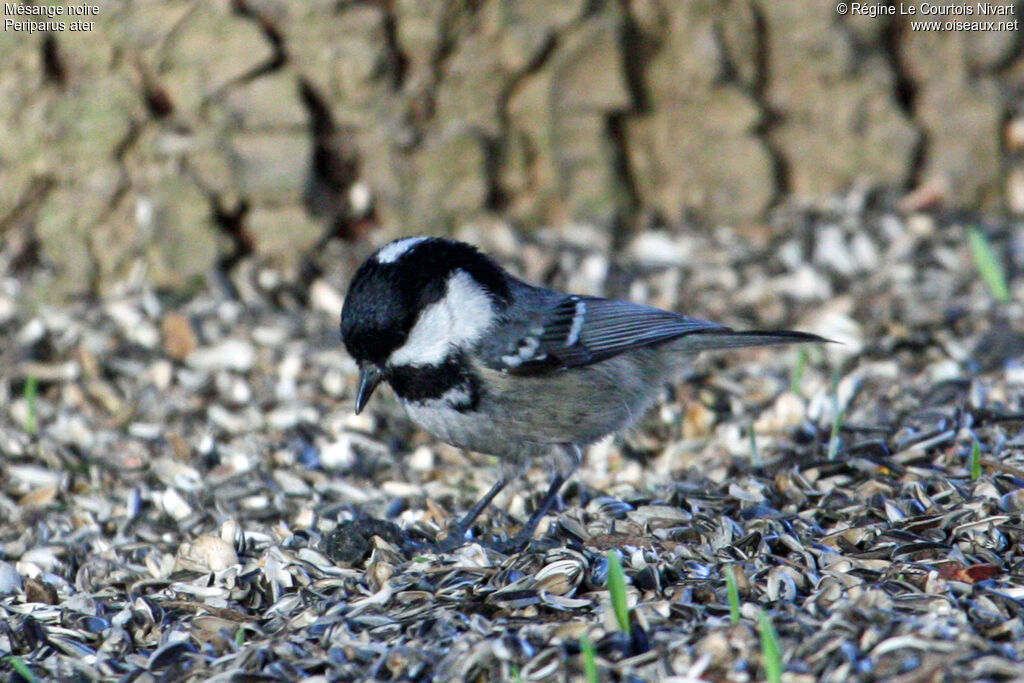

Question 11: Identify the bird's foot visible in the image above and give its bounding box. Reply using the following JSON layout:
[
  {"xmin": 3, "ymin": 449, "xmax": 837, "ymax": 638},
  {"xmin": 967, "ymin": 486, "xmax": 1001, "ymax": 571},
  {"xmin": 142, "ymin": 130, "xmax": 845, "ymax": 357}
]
[
  {"xmin": 433, "ymin": 526, "xmax": 472, "ymax": 553},
  {"xmin": 480, "ymin": 530, "xmax": 535, "ymax": 555}
]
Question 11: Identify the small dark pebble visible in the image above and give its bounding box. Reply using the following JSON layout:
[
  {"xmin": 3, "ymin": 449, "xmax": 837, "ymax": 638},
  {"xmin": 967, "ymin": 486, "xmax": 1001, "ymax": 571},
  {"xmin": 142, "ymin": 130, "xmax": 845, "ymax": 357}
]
[
  {"xmin": 322, "ymin": 518, "xmax": 408, "ymax": 564},
  {"xmin": 633, "ymin": 565, "xmax": 660, "ymax": 592}
]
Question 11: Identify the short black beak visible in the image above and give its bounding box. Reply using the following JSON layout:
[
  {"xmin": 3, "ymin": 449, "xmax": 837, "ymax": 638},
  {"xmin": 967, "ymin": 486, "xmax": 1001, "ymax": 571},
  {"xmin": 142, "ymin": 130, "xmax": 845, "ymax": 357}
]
[{"xmin": 354, "ymin": 365, "xmax": 383, "ymax": 415}]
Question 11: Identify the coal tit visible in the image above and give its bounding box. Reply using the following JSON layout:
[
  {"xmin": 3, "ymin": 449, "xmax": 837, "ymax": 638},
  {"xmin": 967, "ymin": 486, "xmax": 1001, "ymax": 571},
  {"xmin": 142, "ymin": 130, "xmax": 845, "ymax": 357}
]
[{"xmin": 341, "ymin": 236, "xmax": 824, "ymax": 550}]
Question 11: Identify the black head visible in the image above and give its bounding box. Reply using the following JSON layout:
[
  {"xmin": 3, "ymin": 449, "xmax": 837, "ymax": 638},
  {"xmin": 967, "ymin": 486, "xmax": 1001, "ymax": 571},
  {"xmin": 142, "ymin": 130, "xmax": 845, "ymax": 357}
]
[{"xmin": 340, "ymin": 237, "xmax": 512, "ymax": 367}]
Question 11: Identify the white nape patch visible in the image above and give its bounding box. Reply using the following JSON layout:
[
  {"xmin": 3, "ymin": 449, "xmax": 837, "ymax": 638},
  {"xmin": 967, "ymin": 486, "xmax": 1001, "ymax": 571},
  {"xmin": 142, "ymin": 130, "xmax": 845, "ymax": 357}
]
[
  {"xmin": 565, "ymin": 298, "xmax": 587, "ymax": 347},
  {"xmin": 389, "ymin": 270, "xmax": 495, "ymax": 366},
  {"xmin": 375, "ymin": 237, "xmax": 428, "ymax": 264}
]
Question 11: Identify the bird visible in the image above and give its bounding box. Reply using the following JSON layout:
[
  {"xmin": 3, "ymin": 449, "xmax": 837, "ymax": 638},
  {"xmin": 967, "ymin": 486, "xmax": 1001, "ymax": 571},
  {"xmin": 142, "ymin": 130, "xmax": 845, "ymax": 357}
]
[{"xmin": 340, "ymin": 236, "xmax": 825, "ymax": 551}]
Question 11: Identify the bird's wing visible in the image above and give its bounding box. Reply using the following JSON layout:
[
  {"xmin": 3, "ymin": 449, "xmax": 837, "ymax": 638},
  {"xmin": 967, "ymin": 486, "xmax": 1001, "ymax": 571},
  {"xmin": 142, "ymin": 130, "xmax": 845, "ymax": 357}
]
[
  {"xmin": 484, "ymin": 294, "xmax": 825, "ymax": 373},
  {"xmin": 481, "ymin": 295, "xmax": 699, "ymax": 371}
]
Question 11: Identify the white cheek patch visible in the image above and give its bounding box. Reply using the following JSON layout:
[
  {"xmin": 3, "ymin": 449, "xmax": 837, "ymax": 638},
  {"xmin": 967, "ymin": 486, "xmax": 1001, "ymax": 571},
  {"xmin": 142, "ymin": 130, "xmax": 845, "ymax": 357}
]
[
  {"xmin": 375, "ymin": 237, "xmax": 428, "ymax": 264},
  {"xmin": 389, "ymin": 270, "xmax": 495, "ymax": 366}
]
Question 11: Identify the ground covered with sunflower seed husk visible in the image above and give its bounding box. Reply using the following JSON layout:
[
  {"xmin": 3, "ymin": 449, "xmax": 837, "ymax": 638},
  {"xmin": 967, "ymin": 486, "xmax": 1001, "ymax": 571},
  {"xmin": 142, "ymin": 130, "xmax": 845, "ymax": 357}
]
[{"xmin": 2, "ymin": 194, "xmax": 1024, "ymax": 682}]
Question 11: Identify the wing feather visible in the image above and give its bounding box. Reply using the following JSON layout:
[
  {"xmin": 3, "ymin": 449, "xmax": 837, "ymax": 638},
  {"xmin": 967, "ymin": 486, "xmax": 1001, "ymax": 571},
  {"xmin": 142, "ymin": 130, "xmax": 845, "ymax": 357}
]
[
  {"xmin": 491, "ymin": 295, "xmax": 733, "ymax": 371},
  {"xmin": 484, "ymin": 293, "xmax": 826, "ymax": 373}
]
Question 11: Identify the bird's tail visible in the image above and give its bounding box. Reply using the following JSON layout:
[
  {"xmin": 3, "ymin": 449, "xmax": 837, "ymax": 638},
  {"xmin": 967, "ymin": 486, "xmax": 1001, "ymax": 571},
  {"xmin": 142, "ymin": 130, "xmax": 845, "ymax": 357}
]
[{"xmin": 676, "ymin": 329, "xmax": 828, "ymax": 352}]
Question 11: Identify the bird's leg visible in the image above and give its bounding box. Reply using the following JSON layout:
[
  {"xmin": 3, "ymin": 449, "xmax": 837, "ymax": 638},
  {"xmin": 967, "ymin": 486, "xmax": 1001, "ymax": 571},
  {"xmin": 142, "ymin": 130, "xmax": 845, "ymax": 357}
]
[
  {"xmin": 490, "ymin": 445, "xmax": 582, "ymax": 553},
  {"xmin": 435, "ymin": 475, "xmax": 509, "ymax": 551}
]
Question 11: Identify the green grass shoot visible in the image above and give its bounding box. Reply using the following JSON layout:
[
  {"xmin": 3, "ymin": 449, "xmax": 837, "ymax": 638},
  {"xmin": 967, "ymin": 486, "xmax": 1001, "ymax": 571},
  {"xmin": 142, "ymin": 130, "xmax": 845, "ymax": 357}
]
[
  {"xmin": 758, "ymin": 612, "xmax": 783, "ymax": 683},
  {"xmin": 970, "ymin": 440, "xmax": 982, "ymax": 481},
  {"xmin": 23, "ymin": 375, "xmax": 38, "ymax": 435},
  {"xmin": 725, "ymin": 565, "xmax": 741, "ymax": 625},
  {"xmin": 2, "ymin": 656, "xmax": 36, "ymax": 683},
  {"xmin": 580, "ymin": 633, "xmax": 598, "ymax": 683},
  {"xmin": 968, "ymin": 227, "xmax": 1011, "ymax": 303},
  {"xmin": 606, "ymin": 550, "xmax": 631, "ymax": 634},
  {"xmin": 512, "ymin": 664, "xmax": 524, "ymax": 683},
  {"xmin": 790, "ymin": 348, "xmax": 808, "ymax": 394}
]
